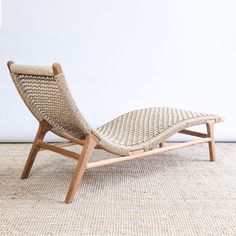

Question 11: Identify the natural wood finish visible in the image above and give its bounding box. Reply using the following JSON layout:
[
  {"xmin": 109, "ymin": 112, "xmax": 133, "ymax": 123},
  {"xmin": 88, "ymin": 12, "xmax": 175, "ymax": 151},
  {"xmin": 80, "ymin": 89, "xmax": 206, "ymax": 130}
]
[
  {"xmin": 21, "ymin": 120, "xmax": 52, "ymax": 179},
  {"xmin": 128, "ymin": 149, "xmax": 144, "ymax": 155},
  {"xmin": 40, "ymin": 142, "xmax": 78, "ymax": 151},
  {"xmin": 52, "ymin": 63, "xmax": 63, "ymax": 75},
  {"xmin": 86, "ymin": 137, "xmax": 211, "ymax": 169},
  {"xmin": 39, "ymin": 142, "xmax": 77, "ymax": 151},
  {"xmin": 206, "ymin": 121, "xmax": 216, "ymax": 161},
  {"xmin": 37, "ymin": 141, "xmax": 80, "ymax": 161},
  {"xmin": 179, "ymin": 129, "xmax": 209, "ymax": 138},
  {"xmin": 65, "ymin": 133, "xmax": 99, "ymax": 204},
  {"xmin": 159, "ymin": 142, "xmax": 164, "ymax": 148},
  {"xmin": 49, "ymin": 142, "xmax": 77, "ymax": 148},
  {"xmin": 15, "ymin": 103, "xmax": 218, "ymax": 203}
]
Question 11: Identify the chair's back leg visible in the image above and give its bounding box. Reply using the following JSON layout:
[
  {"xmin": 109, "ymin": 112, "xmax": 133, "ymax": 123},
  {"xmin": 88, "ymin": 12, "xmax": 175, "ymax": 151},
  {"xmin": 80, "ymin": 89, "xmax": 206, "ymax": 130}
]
[
  {"xmin": 159, "ymin": 142, "xmax": 164, "ymax": 148},
  {"xmin": 206, "ymin": 121, "xmax": 216, "ymax": 162},
  {"xmin": 21, "ymin": 120, "xmax": 52, "ymax": 179},
  {"xmin": 65, "ymin": 133, "xmax": 99, "ymax": 204}
]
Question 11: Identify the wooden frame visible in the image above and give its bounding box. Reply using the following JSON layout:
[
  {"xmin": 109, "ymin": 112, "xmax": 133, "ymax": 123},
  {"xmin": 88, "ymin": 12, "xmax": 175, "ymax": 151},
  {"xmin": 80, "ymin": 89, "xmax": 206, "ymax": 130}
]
[
  {"xmin": 20, "ymin": 119, "xmax": 216, "ymax": 204},
  {"xmin": 9, "ymin": 62, "xmax": 218, "ymax": 204}
]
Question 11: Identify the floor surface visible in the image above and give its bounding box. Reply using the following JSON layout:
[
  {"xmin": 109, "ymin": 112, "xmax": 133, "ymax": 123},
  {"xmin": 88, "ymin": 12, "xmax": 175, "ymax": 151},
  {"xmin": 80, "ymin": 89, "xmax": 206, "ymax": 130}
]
[{"xmin": 0, "ymin": 143, "xmax": 235, "ymax": 235}]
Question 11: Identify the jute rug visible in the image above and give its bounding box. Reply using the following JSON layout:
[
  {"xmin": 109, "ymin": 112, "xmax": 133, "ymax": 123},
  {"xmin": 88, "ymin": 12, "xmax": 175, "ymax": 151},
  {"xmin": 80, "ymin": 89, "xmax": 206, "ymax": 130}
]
[{"xmin": 0, "ymin": 143, "xmax": 235, "ymax": 235}]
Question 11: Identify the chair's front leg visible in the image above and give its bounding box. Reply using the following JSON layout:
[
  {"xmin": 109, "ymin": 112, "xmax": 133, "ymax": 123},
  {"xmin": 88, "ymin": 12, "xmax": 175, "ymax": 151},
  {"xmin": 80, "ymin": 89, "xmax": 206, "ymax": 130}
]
[
  {"xmin": 206, "ymin": 121, "xmax": 216, "ymax": 162},
  {"xmin": 65, "ymin": 133, "xmax": 99, "ymax": 204},
  {"xmin": 21, "ymin": 120, "xmax": 52, "ymax": 179}
]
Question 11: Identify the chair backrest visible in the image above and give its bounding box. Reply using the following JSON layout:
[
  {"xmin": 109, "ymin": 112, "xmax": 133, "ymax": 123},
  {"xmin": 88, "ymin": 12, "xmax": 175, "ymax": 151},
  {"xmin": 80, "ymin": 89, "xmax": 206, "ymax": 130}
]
[{"xmin": 8, "ymin": 61, "xmax": 92, "ymax": 139}]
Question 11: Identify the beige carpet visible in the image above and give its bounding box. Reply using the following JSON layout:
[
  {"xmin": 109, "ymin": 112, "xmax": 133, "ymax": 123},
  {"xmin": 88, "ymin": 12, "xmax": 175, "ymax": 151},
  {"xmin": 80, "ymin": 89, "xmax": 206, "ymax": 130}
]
[{"xmin": 0, "ymin": 143, "xmax": 235, "ymax": 236}]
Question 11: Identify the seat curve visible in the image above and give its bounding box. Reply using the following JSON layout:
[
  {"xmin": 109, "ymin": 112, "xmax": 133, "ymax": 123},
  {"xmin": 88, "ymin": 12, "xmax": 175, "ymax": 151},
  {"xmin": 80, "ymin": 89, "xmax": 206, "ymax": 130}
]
[{"xmin": 95, "ymin": 107, "xmax": 223, "ymax": 155}]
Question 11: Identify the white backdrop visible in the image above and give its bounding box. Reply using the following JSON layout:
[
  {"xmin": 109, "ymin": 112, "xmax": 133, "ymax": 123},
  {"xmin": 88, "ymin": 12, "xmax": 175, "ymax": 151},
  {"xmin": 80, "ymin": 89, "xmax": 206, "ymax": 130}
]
[{"xmin": 0, "ymin": 0, "xmax": 235, "ymax": 142}]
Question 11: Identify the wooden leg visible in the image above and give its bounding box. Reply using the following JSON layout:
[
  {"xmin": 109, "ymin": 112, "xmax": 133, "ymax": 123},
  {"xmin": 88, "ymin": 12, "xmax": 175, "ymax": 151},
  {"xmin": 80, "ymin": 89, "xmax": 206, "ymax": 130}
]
[
  {"xmin": 65, "ymin": 133, "xmax": 99, "ymax": 204},
  {"xmin": 21, "ymin": 120, "xmax": 52, "ymax": 179},
  {"xmin": 159, "ymin": 142, "xmax": 164, "ymax": 148},
  {"xmin": 206, "ymin": 121, "xmax": 216, "ymax": 162}
]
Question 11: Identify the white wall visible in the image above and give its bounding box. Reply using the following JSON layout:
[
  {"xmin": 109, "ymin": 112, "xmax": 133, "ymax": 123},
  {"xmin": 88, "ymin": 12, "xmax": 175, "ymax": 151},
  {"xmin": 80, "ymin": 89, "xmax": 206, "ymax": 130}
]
[{"xmin": 0, "ymin": 0, "xmax": 235, "ymax": 142}]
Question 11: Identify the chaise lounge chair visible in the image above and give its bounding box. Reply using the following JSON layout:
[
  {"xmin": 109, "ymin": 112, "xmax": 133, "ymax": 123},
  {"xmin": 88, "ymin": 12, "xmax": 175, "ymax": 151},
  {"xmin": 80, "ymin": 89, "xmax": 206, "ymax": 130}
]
[{"xmin": 7, "ymin": 61, "xmax": 224, "ymax": 204}]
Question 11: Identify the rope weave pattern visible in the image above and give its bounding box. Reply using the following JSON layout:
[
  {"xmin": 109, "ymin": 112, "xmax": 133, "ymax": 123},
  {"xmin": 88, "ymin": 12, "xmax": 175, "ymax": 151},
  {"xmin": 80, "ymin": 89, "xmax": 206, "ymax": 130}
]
[
  {"xmin": 10, "ymin": 64, "xmax": 223, "ymax": 156},
  {"xmin": 12, "ymin": 72, "xmax": 91, "ymax": 139},
  {"xmin": 96, "ymin": 107, "xmax": 223, "ymax": 155}
]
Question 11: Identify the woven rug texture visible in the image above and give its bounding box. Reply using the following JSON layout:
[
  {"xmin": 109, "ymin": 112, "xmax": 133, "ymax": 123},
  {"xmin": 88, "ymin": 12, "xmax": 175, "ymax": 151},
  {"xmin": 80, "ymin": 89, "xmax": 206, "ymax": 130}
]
[{"xmin": 0, "ymin": 143, "xmax": 235, "ymax": 236}]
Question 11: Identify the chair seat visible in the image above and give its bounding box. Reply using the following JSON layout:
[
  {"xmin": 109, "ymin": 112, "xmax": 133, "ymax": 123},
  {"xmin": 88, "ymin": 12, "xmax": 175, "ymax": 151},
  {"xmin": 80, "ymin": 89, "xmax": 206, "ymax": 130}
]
[{"xmin": 96, "ymin": 107, "xmax": 223, "ymax": 155}]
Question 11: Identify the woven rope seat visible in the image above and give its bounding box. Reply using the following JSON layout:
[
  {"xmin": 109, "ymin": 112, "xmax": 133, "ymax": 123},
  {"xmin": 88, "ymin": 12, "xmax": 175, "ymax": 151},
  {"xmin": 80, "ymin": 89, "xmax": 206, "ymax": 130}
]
[
  {"xmin": 96, "ymin": 107, "xmax": 222, "ymax": 155},
  {"xmin": 7, "ymin": 62, "xmax": 224, "ymax": 204}
]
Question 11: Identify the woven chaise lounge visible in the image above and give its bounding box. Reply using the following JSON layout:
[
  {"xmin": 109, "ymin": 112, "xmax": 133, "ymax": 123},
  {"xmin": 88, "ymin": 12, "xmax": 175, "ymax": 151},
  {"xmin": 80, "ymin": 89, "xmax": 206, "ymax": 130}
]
[{"xmin": 7, "ymin": 61, "xmax": 224, "ymax": 204}]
